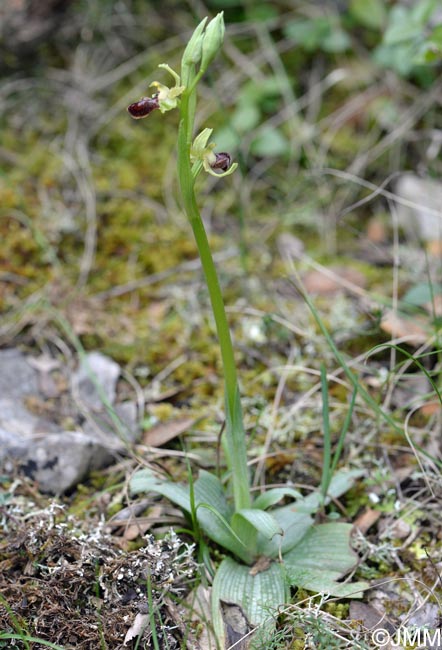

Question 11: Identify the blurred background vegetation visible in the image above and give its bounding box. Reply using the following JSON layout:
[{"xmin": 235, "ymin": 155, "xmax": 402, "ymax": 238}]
[
  {"xmin": 2, "ymin": 4, "xmax": 442, "ymax": 646},
  {"xmin": 1, "ymin": 0, "xmax": 442, "ymax": 415}
]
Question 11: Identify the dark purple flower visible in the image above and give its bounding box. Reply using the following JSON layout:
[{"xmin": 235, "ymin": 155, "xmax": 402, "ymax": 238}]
[
  {"xmin": 210, "ymin": 152, "xmax": 232, "ymax": 172},
  {"xmin": 127, "ymin": 94, "xmax": 159, "ymax": 119}
]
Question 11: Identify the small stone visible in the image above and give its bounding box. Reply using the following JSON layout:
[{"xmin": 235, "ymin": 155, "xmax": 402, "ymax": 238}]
[
  {"xmin": 395, "ymin": 173, "xmax": 442, "ymax": 242},
  {"xmin": 73, "ymin": 352, "xmax": 121, "ymax": 411}
]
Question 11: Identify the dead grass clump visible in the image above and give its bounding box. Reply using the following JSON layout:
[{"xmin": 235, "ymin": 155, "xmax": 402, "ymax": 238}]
[{"xmin": 0, "ymin": 503, "xmax": 196, "ymax": 649}]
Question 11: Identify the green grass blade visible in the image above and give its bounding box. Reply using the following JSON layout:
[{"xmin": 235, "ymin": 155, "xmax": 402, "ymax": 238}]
[
  {"xmin": 367, "ymin": 342, "xmax": 442, "ymax": 404},
  {"xmin": 330, "ymin": 387, "xmax": 357, "ymax": 476},
  {"xmin": 0, "ymin": 636, "xmax": 66, "ymax": 650},
  {"xmin": 320, "ymin": 363, "xmax": 332, "ymax": 507}
]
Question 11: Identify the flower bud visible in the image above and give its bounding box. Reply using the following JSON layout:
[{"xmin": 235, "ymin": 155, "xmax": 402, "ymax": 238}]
[
  {"xmin": 181, "ymin": 17, "xmax": 207, "ymax": 79},
  {"xmin": 200, "ymin": 13, "xmax": 225, "ymax": 72}
]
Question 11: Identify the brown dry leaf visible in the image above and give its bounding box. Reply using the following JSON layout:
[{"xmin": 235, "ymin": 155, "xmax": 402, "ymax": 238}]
[
  {"xmin": 186, "ymin": 585, "xmax": 217, "ymax": 650},
  {"xmin": 349, "ymin": 601, "xmax": 395, "ymax": 633},
  {"xmin": 426, "ymin": 239, "xmax": 442, "ymax": 256},
  {"xmin": 147, "ymin": 300, "xmax": 170, "ymax": 326},
  {"xmin": 378, "ymin": 517, "xmax": 411, "ymax": 541},
  {"xmin": 354, "ymin": 508, "xmax": 381, "ymax": 535},
  {"xmin": 221, "ymin": 601, "xmax": 253, "ymax": 650},
  {"xmin": 380, "ymin": 311, "xmax": 428, "ymax": 344},
  {"xmin": 367, "ymin": 217, "xmax": 388, "ymax": 243},
  {"xmin": 123, "ymin": 522, "xmax": 151, "ymax": 541},
  {"xmin": 164, "ymin": 597, "xmax": 203, "ymax": 650},
  {"xmin": 142, "ymin": 416, "xmax": 195, "ymax": 447},
  {"xmin": 66, "ymin": 296, "xmax": 103, "ymax": 336},
  {"xmin": 147, "ymin": 386, "xmax": 185, "ymax": 402},
  {"xmin": 123, "ymin": 612, "xmax": 149, "ymax": 645},
  {"xmin": 418, "ymin": 401, "xmax": 442, "ymax": 417},
  {"xmin": 249, "ymin": 556, "xmax": 271, "ymax": 576},
  {"xmin": 303, "ymin": 266, "xmax": 367, "ymax": 295},
  {"xmin": 123, "ymin": 505, "xmax": 164, "ymax": 541},
  {"xmin": 424, "ymin": 294, "xmax": 442, "ymax": 317}
]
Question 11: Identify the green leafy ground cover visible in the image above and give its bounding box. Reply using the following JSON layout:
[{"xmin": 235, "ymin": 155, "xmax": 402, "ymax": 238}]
[{"xmin": 1, "ymin": 1, "xmax": 442, "ymax": 648}]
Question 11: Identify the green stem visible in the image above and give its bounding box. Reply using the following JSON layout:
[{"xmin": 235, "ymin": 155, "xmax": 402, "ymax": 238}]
[{"xmin": 177, "ymin": 92, "xmax": 250, "ymax": 511}]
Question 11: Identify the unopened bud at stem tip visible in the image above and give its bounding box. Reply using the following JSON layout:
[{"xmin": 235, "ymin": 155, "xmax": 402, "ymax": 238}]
[{"xmin": 200, "ymin": 12, "xmax": 225, "ymax": 71}]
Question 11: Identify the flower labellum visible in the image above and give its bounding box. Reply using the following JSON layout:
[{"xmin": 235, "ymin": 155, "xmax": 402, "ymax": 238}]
[
  {"xmin": 210, "ymin": 152, "xmax": 232, "ymax": 172},
  {"xmin": 127, "ymin": 94, "xmax": 159, "ymax": 119}
]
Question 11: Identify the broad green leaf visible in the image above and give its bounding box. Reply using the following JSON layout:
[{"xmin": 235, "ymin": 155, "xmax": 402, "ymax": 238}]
[
  {"xmin": 403, "ymin": 282, "xmax": 442, "ymax": 307},
  {"xmin": 350, "ymin": 0, "xmax": 386, "ymax": 30},
  {"xmin": 427, "ymin": 24, "xmax": 442, "ymax": 49},
  {"xmin": 258, "ymin": 506, "xmax": 313, "ymax": 557},
  {"xmin": 413, "ymin": 40, "xmax": 442, "ymax": 64},
  {"xmin": 383, "ymin": 7, "xmax": 422, "ymax": 45},
  {"xmin": 131, "ymin": 468, "xmax": 234, "ymax": 523},
  {"xmin": 300, "ymin": 469, "xmax": 364, "ymax": 513},
  {"xmin": 130, "ymin": 469, "xmax": 248, "ymax": 559},
  {"xmin": 194, "ymin": 471, "xmax": 232, "ymax": 521},
  {"xmin": 193, "ymin": 472, "xmax": 252, "ymax": 561},
  {"xmin": 253, "ymin": 487, "xmax": 302, "ymax": 510},
  {"xmin": 286, "ymin": 567, "xmax": 368, "ymax": 598},
  {"xmin": 254, "ymin": 469, "xmax": 362, "ymax": 556},
  {"xmin": 233, "ymin": 509, "xmax": 283, "ymax": 542},
  {"xmin": 284, "ymin": 523, "xmax": 368, "ymax": 597},
  {"xmin": 228, "ymin": 509, "xmax": 283, "ymax": 563},
  {"xmin": 130, "ymin": 468, "xmax": 191, "ymax": 512},
  {"xmin": 284, "ymin": 523, "xmax": 369, "ymax": 598},
  {"xmin": 230, "ymin": 514, "xmax": 258, "ymax": 559},
  {"xmin": 196, "ymin": 501, "xmax": 251, "ymax": 562},
  {"xmin": 211, "ymin": 556, "xmax": 287, "ymax": 646},
  {"xmin": 411, "ymin": 0, "xmax": 437, "ymax": 24},
  {"xmin": 284, "ymin": 523, "xmax": 357, "ymax": 573},
  {"xmin": 373, "ymin": 42, "xmax": 418, "ymax": 75}
]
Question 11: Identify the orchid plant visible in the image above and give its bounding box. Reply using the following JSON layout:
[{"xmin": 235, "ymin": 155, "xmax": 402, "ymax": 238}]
[{"xmin": 128, "ymin": 14, "xmax": 367, "ymax": 646}]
